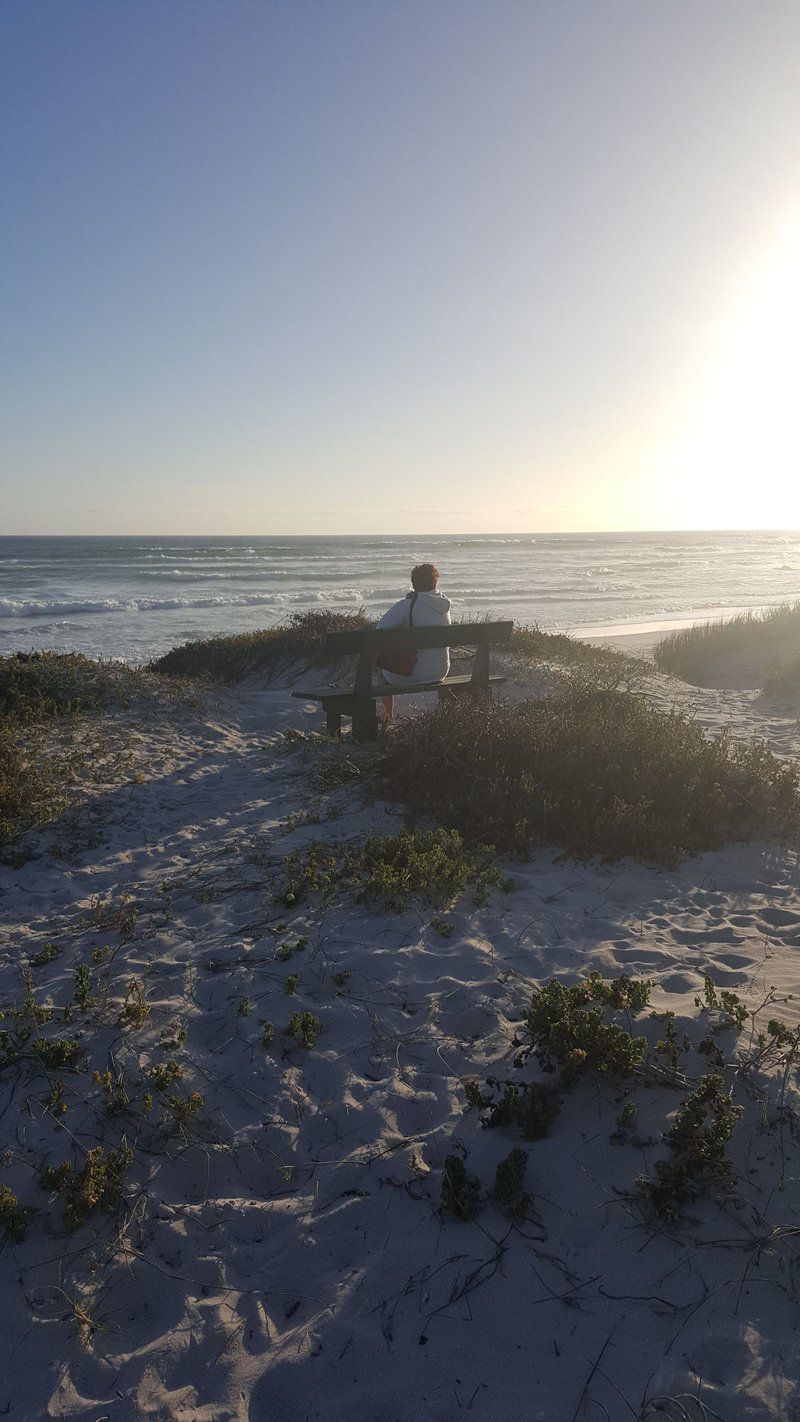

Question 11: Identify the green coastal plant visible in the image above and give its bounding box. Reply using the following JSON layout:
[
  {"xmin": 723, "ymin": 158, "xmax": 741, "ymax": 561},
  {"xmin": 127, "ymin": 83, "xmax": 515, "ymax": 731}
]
[
  {"xmin": 697, "ymin": 976, "xmax": 748, "ymax": 1032},
  {"xmin": 654, "ymin": 602, "xmax": 800, "ymax": 688},
  {"xmin": 285, "ymin": 1011, "xmax": 322, "ymax": 1049},
  {"xmin": 73, "ymin": 965, "xmax": 93, "ymax": 1010},
  {"xmin": 522, "ymin": 975, "xmax": 650, "ymax": 1082},
  {"xmin": 148, "ymin": 1059, "xmax": 182, "ymax": 1091},
  {"xmin": 0, "ymin": 723, "xmax": 64, "ymax": 847},
  {"xmin": 440, "ymin": 1153, "xmax": 480, "ymax": 1222},
  {"xmin": 492, "ymin": 1148, "xmax": 529, "ymax": 1220},
  {"xmin": 0, "ymin": 1183, "xmax": 34, "ymax": 1241},
  {"xmin": 636, "ymin": 1074, "xmax": 742, "ymax": 1221},
  {"xmin": 40, "ymin": 1144, "xmax": 132, "ymax": 1232},
  {"xmin": 149, "ymin": 610, "xmax": 372, "ymax": 682},
  {"xmin": 0, "ymin": 650, "xmax": 169, "ymax": 723},
  {"xmin": 466, "ymin": 1079, "xmax": 562, "ymax": 1139},
  {"xmin": 278, "ymin": 828, "xmax": 508, "ymax": 912},
  {"xmin": 508, "ymin": 623, "xmax": 640, "ymax": 676},
  {"xmin": 376, "ymin": 690, "xmax": 800, "ymax": 865}
]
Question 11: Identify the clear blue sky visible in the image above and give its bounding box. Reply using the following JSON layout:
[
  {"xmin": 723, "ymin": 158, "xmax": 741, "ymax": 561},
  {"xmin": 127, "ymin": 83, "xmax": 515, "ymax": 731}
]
[{"xmin": 2, "ymin": 1, "xmax": 799, "ymax": 534}]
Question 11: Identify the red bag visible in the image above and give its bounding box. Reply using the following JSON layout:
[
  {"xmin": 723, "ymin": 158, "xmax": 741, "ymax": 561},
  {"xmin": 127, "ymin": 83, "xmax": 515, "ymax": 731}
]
[{"xmin": 376, "ymin": 593, "xmax": 418, "ymax": 677}]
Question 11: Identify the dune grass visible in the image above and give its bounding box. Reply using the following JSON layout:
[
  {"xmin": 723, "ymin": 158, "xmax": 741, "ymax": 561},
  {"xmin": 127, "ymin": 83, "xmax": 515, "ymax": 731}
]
[
  {"xmin": 149, "ymin": 610, "xmax": 373, "ymax": 681},
  {"xmin": 507, "ymin": 623, "xmax": 640, "ymax": 675},
  {"xmin": 653, "ymin": 602, "xmax": 800, "ymax": 687},
  {"xmin": 149, "ymin": 611, "xmax": 639, "ymax": 685},
  {"xmin": 763, "ymin": 652, "xmax": 800, "ymax": 698},
  {"xmin": 377, "ymin": 684, "xmax": 800, "ymax": 866}
]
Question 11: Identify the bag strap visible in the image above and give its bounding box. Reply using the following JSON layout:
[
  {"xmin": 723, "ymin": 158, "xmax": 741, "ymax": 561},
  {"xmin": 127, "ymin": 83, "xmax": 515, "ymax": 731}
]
[{"xmin": 408, "ymin": 591, "xmax": 418, "ymax": 627}]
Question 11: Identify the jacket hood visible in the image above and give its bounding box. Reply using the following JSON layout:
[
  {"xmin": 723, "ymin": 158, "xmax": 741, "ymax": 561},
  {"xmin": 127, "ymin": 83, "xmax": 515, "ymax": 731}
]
[{"xmin": 407, "ymin": 589, "xmax": 451, "ymax": 612}]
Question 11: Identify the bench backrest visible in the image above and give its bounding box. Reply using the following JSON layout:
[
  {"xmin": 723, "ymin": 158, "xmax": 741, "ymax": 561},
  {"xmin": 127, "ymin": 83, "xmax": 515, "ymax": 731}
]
[
  {"xmin": 325, "ymin": 620, "xmax": 513, "ymax": 694},
  {"xmin": 324, "ymin": 621, "xmax": 513, "ymax": 655}
]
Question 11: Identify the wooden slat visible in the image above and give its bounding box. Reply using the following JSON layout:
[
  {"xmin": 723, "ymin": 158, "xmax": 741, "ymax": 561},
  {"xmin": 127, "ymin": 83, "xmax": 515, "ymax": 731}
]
[
  {"xmin": 292, "ymin": 673, "xmax": 506, "ymax": 702},
  {"xmin": 324, "ymin": 620, "xmax": 513, "ymax": 654}
]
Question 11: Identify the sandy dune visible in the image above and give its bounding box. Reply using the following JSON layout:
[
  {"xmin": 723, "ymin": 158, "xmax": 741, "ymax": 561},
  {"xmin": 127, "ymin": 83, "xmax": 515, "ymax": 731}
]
[{"xmin": 2, "ymin": 651, "xmax": 800, "ymax": 1421}]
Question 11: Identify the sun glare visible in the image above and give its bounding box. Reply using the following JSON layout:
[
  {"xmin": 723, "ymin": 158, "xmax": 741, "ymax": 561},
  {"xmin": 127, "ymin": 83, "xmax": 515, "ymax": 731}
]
[{"xmin": 661, "ymin": 215, "xmax": 800, "ymax": 528}]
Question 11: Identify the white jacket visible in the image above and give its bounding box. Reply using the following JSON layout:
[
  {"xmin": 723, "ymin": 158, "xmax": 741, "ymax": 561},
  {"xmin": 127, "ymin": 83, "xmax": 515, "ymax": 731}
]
[{"xmin": 377, "ymin": 589, "xmax": 452, "ymax": 686}]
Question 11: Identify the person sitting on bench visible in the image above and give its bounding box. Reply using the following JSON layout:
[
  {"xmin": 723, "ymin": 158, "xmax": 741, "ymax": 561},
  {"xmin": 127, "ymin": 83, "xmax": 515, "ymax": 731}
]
[{"xmin": 376, "ymin": 563, "xmax": 452, "ymax": 723}]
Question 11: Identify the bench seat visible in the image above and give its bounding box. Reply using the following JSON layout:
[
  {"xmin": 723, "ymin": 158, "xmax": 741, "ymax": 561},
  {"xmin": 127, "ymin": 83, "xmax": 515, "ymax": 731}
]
[
  {"xmin": 292, "ymin": 672, "xmax": 506, "ymax": 703},
  {"xmin": 292, "ymin": 619, "xmax": 512, "ymax": 740}
]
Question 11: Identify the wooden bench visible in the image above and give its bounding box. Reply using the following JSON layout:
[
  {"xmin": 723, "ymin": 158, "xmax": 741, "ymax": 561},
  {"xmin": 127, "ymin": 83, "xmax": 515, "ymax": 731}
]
[{"xmin": 292, "ymin": 621, "xmax": 512, "ymax": 741}]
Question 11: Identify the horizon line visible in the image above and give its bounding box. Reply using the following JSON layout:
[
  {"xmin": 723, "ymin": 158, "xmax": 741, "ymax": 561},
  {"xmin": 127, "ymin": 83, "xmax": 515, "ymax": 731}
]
[{"xmin": 3, "ymin": 527, "xmax": 799, "ymax": 539}]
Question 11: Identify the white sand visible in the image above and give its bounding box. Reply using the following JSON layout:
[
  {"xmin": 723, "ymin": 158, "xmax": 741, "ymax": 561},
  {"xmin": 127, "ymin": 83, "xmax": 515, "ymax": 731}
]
[{"xmin": 2, "ymin": 654, "xmax": 800, "ymax": 1421}]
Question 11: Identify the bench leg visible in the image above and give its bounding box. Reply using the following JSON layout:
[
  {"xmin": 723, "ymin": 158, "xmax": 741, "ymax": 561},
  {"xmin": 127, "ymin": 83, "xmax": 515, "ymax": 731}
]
[
  {"xmin": 325, "ymin": 706, "xmax": 342, "ymax": 738},
  {"xmin": 352, "ymin": 698, "xmax": 378, "ymax": 743}
]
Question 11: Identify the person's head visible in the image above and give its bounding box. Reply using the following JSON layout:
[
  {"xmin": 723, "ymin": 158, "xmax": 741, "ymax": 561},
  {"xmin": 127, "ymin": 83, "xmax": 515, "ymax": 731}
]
[{"xmin": 411, "ymin": 562, "xmax": 439, "ymax": 592}]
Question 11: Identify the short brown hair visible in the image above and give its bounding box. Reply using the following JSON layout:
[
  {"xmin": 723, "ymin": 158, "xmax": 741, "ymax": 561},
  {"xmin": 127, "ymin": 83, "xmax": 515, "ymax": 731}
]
[{"xmin": 411, "ymin": 563, "xmax": 439, "ymax": 592}]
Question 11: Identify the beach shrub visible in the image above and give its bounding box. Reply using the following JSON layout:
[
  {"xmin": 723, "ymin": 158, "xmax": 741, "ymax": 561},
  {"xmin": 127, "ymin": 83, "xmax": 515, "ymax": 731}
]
[
  {"xmin": 636, "ymin": 1074, "xmax": 742, "ymax": 1221},
  {"xmin": 466, "ymin": 1079, "xmax": 561, "ymax": 1139},
  {"xmin": 40, "ymin": 1144, "xmax": 132, "ymax": 1232},
  {"xmin": 654, "ymin": 602, "xmax": 800, "ymax": 687},
  {"xmin": 492, "ymin": 1148, "xmax": 529, "ymax": 1220},
  {"xmin": 285, "ymin": 1011, "xmax": 322, "ymax": 1049},
  {"xmin": 522, "ymin": 975, "xmax": 650, "ymax": 1083},
  {"xmin": 0, "ymin": 1184, "xmax": 34, "ymax": 1242},
  {"xmin": 0, "ymin": 650, "xmax": 171, "ymax": 722},
  {"xmin": 376, "ymin": 687, "xmax": 800, "ymax": 865},
  {"xmin": 440, "ymin": 1153, "xmax": 480, "ymax": 1221},
  {"xmin": 278, "ymin": 828, "xmax": 508, "ymax": 910},
  {"xmin": 149, "ymin": 609, "xmax": 372, "ymax": 682},
  {"xmin": 0, "ymin": 723, "xmax": 65, "ymax": 847}
]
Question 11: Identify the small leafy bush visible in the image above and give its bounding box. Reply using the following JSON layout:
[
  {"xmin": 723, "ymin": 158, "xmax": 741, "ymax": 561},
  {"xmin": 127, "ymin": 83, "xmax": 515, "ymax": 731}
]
[
  {"xmin": 492, "ymin": 1148, "xmax": 529, "ymax": 1220},
  {"xmin": 523, "ymin": 975, "xmax": 650, "ymax": 1082},
  {"xmin": 40, "ymin": 1144, "xmax": 132, "ymax": 1231},
  {"xmin": 0, "ymin": 651, "xmax": 164, "ymax": 723},
  {"xmin": 466, "ymin": 1079, "xmax": 561, "ymax": 1139},
  {"xmin": 285, "ymin": 1011, "xmax": 322, "ymax": 1049},
  {"xmin": 377, "ymin": 689, "xmax": 800, "ymax": 865},
  {"xmin": 120, "ymin": 979, "xmax": 150, "ymax": 1028},
  {"xmin": 279, "ymin": 829, "xmax": 507, "ymax": 911},
  {"xmin": 636, "ymin": 1074, "xmax": 742, "ymax": 1221},
  {"xmin": 440, "ymin": 1153, "xmax": 480, "ymax": 1221},
  {"xmin": 697, "ymin": 976, "xmax": 748, "ymax": 1031},
  {"xmin": 148, "ymin": 1059, "xmax": 182, "ymax": 1090},
  {"xmin": 0, "ymin": 1183, "xmax": 33, "ymax": 1241}
]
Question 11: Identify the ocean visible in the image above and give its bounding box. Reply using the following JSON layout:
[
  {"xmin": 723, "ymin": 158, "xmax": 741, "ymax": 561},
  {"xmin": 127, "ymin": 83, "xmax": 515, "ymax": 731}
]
[{"xmin": 1, "ymin": 532, "xmax": 799, "ymax": 665}]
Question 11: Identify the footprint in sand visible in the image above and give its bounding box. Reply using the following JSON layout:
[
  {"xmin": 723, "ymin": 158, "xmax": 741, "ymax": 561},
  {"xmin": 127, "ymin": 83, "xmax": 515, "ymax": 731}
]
[
  {"xmin": 658, "ymin": 971, "xmax": 699, "ymax": 994},
  {"xmin": 759, "ymin": 906, "xmax": 800, "ymax": 928}
]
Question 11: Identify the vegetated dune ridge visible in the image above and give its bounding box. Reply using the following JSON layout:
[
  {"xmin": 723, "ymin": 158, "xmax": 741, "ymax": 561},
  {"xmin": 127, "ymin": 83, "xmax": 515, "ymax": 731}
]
[
  {"xmin": 2, "ymin": 640, "xmax": 800, "ymax": 1422},
  {"xmin": 653, "ymin": 602, "xmax": 800, "ymax": 693}
]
